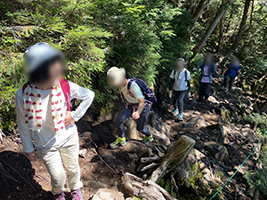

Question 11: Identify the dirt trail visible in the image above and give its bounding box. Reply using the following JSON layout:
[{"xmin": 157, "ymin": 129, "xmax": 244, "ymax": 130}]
[{"xmin": 0, "ymin": 77, "xmax": 263, "ymax": 200}]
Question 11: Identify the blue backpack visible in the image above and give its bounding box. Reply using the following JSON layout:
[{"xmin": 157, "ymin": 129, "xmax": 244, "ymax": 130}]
[{"xmin": 119, "ymin": 78, "xmax": 156, "ymax": 104}]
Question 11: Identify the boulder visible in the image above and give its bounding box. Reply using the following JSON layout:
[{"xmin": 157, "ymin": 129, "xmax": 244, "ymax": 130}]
[
  {"xmin": 206, "ymin": 123, "xmax": 227, "ymax": 144},
  {"xmin": 220, "ymin": 107, "xmax": 231, "ymax": 122},
  {"xmin": 91, "ymin": 188, "xmax": 124, "ymax": 200},
  {"xmin": 148, "ymin": 112, "xmax": 170, "ymax": 136},
  {"xmin": 184, "ymin": 116, "xmax": 207, "ymax": 128},
  {"xmin": 208, "ymin": 96, "xmax": 219, "ymax": 104},
  {"xmin": 204, "ymin": 141, "xmax": 228, "ymax": 162}
]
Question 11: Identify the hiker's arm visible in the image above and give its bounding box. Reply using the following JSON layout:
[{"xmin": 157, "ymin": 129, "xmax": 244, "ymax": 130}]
[
  {"xmin": 169, "ymin": 70, "xmax": 175, "ymax": 98},
  {"xmin": 193, "ymin": 62, "xmax": 202, "ymax": 71},
  {"xmin": 132, "ymin": 97, "xmax": 145, "ymax": 120},
  {"xmin": 69, "ymin": 81, "xmax": 95, "ymax": 122},
  {"xmin": 187, "ymin": 71, "xmax": 191, "ymax": 97},
  {"xmin": 15, "ymin": 89, "xmax": 34, "ymax": 154}
]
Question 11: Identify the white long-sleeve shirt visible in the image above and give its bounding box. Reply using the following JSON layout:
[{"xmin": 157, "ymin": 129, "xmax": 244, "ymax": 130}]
[{"xmin": 16, "ymin": 81, "xmax": 95, "ymax": 153}]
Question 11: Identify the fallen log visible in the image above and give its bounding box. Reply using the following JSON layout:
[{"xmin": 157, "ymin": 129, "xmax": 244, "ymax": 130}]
[
  {"xmin": 122, "ymin": 172, "xmax": 176, "ymax": 200},
  {"xmin": 149, "ymin": 135, "xmax": 196, "ymax": 183}
]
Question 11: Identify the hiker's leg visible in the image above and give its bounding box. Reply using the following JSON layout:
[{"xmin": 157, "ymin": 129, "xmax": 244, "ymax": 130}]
[
  {"xmin": 198, "ymin": 82, "xmax": 204, "ymax": 102},
  {"xmin": 177, "ymin": 91, "xmax": 187, "ymax": 113},
  {"xmin": 37, "ymin": 147, "xmax": 66, "ymax": 195},
  {"xmin": 60, "ymin": 130, "xmax": 83, "ymax": 191},
  {"xmin": 204, "ymin": 83, "xmax": 211, "ymax": 100},
  {"xmin": 224, "ymin": 75, "xmax": 229, "ymax": 88},
  {"xmin": 115, "ymin": 107, "xmax": 132, "ymax": 138},
  {"xmin": 173, "ymin": 90, "xmax": 180, "ymax": 110},
  {"xmin": 137, "ymin": 104, "xmax": 151, "ymax": 137},
  {"xmin": 229, "ymin": 76, "xmax": 236, "ymax": 90}
]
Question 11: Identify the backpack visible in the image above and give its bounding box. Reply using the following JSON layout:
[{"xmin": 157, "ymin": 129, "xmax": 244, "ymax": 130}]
[
  {"xmin": 22, "ymin": 79, "xmax": 72, "ymax": 111},
  {"xmin": 173, "ymin": 69, "xmax": 189, "ymax": 81},
  {"xmin": 119, "ymin": 78, "xmax": 156, "ymax": 104}
]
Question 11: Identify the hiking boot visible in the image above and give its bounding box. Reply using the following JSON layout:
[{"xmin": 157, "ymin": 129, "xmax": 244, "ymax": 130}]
[
  {"xmin": 178, "ymin": 113, "xmax": 183, "ymax": 121},
  {"xmin": 71, "ymin": 189, "xmax": 84, "ymax": 200},
  {"xmin": 172, "ymin": 109, "xmax": 178, "ymax": 116},
  {"xmin": 224, "ymin": 88, "xmax": 228, "ymax": 93},
  {"xmin": 142, "ymin": 135, "xmax": 153, "ymax": 145},
  {"xmin": 204, "ymin": 99, "xmax": 209, "ymax": 102},
  {"xmin": 198, "ymin": 102, "xmax": 202, "ymax": 105},
  {"xmin": 53, "ymin": 192, "xmax": 65, "ymax": 200},
  {"xmin": 109, "ymin": 137, "xmax": 126, "ymax": 149}
]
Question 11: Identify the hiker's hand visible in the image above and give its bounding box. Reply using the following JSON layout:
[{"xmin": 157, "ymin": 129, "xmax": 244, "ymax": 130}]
[
  {"xmin": 65, "ymin": 111, "xmax": 75, "ymax": 127},
  {"xmin": 217, "ymin": 69, "xmax": 222, "ymax": 75},
  {"xmin": 25, "ymin": 151, "xmax": 39, "ymax": 161},
  {"xmin": 187, "ymin": 91, "xmax": 191, "ymax": 98},
  {"xmin": 169, "ymin": 91, "xmax": 172, "ymax": 98},
  {"xmin": 193, "ymin": 68, "xmax": 197, "ymax": 72},
  {"xmin": 132, "ymin": 111, "xmax": 140, "ymax": 120}
]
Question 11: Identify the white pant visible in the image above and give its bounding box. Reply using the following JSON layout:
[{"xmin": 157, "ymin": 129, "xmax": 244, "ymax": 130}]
[{"xmin": 37, "ymin": 130, "xmax": 83, "ymax": 195}]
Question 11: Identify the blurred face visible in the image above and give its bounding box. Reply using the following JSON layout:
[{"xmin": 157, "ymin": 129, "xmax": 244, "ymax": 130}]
[
  {"xmin": 176, "ymin": 61, "xmax": 185, "ymax": 71},
  {"xmin": 49, "ymin": 60, "xmax": 64, "ymax": 82},
  {"xmin": 231, "ymin": 60, "xmax": 240, "ymax": 66},
  {"xmin": 205, "ymin": 56, "xmax": 212, "ymax": 64}
]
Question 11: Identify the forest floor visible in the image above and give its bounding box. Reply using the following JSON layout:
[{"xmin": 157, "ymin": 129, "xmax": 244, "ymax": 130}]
[{"xmin": 0, "ymin": 77, "xmax": 265, "ymax": 200}]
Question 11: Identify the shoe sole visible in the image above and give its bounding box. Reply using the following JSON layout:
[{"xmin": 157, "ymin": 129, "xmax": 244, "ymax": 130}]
[
  {"xmin": 110, "ymin": 142, "xmax": 127, "ymax": 149},
  {"xmin": 142, "ymin": 138, "xmax": 154, "ymax": 145}
]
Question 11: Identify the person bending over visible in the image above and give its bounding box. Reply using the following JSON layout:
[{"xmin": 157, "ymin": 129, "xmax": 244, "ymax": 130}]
[{"xmin": 107, "ymin": 67, "xmax": 154, "ymax": 149}]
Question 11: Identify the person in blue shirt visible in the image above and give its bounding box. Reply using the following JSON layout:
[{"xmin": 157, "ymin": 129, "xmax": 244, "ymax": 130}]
[{"xmin": 222, "ymin": 57, "xmax": 241, "ymax": 93}]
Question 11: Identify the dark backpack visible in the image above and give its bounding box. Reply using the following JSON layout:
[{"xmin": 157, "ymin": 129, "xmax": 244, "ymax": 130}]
[
  {"xmin": 119, "ymin": 78, "xmax": 156, "ymax": 104},
  {"xmin": 173, "ymin": 69, "xmax": 189, "ymax": 81}
]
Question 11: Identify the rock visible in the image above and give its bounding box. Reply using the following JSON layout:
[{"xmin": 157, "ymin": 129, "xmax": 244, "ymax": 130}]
[
  {"xmin": 193, "ymin": 149, "xmax": 205, "ymax": 160},
  {"xmin": 91, "ymin": 188, "xmax": 124, "ymax": 200},
  {"xmin": 125, "ymin": 118, "xmax": 138, "ymax": 140},
  {"xmin": 204, "ymin": 142, "xmax": 228, "ymax": 162},
  {"xmin": 148, "ymin": 112, "xmax": 170, "ymax": 136},
  {"xmin": 208, "ymin": 96, "xmax": 219, "ymax": 104},
  {"xmin": 128, "ymin": 153, "xmax": 138, "ymax": 160},
  {"xmin": 147, "ymin": 125, "xmax": 171, "ymax": 146},
  {"xmin": 206, "ymin": 123, "xmax": 227, "ymax": 144},
  {"xmin": 220, "ymin": 107, "xmax": 231, "ymax": 122},
  {"xmin": 241, "ymin": 127, "xmax": 254, "ymax": 137},
  {"xmin": 184, "ymin": 116, "xmax": 207, "ymax": 128},
  {"xmin": 79, "ymin": 149, "xmax": 87, "ymax": 158},
  {"xmin": 83, "ymin": 180, "xmax": 107, "ymax": 189},
  {"xmin": 232, "ymin": 87, "xmax": 243, "ymax": 96}
]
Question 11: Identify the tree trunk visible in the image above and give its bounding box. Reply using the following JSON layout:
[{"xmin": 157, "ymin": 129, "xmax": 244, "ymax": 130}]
[
  {"xmin": 190, "ymin": 0, "xmax": 233, "ymax": 60},
  {"xmin": 216, "ymin": 15, "xmax": 225, "ymax": 53},
  {"xmin": 149, "ymin": 135, "xmax": 196, "ymax": 183},
  {"xmin": 220, "ymin": 0, "xmax": 251, "ymax": 66},
  {"xmin": 189, "ymin": 0, "xmax": 207, "ymax": 33},
  {"xmin": 122, "ymin": 172, "xmax": 176, "ymax": 200}
]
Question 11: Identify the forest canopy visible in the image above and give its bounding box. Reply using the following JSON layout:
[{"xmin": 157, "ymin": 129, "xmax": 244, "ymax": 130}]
[{"xmin": 0, "ymin": 0, "xmax": 267, "ymax": 131}]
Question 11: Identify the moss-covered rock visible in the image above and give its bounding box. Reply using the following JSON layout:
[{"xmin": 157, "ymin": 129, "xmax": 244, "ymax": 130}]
[{"xmin": 204, "ymin": 141, "xmax": 228, "ymax": 162}]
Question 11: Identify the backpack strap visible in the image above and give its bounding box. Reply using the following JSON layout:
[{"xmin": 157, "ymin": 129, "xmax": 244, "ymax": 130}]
[
  {"xmin": 119, "ymin": 89, "xmax": 124, "ymax": 102},
  {"xmin": 22, "ymin": 83, "xmax": 29, "ymax": 94},
  {"xmin": 60, "ymin": 79, "xmax": 71, "ymax": 111},
  {"xmin": 185, "ymin": 69, "xmax": 188, "ymax": 81},
  {"xmin": 127, "ymin": 79, "xmax": 136, "ymax": 98}
]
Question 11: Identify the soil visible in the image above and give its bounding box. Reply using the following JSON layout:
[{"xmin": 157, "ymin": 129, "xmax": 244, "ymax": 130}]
[{"xmin": 0, "ymin": 77, "xmax": 264, "ymax": 200}]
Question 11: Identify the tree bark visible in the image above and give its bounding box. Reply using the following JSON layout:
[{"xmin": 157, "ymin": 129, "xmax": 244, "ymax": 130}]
[
  {"xmin": 189, "ymin": 0, "xmax": 208, "ymax": 33},
  {"xmin": 216, "ymin": 15, "xmax": 225, "ymax": 53},
  {"xmin": 220, "ymin": 0, "xmax": 251, "ymax": 66},
  {"xmin": 149, "ymin": 135, "xmax": 196, "ymax": 183},
  {"xmin": 190, "ymin": 0, "xmax": 233, "ymax": 60}
]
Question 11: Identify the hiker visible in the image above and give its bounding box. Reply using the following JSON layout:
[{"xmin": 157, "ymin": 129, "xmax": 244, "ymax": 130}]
[
  {"xmin": 169, "ymin": 58, "xmax": 191, "ymax": 121},
  {"xmin": 193, "ymin": 52, "xmax": 220, "ymax": 105},
  {"xmin": 107, "ymin": 67, "xmax": 155, "ymax": 149},
  {"xmin": 16, "ymin": 42, "xmax": 95, "ymax": 200},
  {"xmin": 222, "ymin": 57, "xmax": 241, "ymax": 93}
]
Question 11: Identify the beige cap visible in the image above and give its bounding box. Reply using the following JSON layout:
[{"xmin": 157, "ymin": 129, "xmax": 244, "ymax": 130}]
[{"xmin": 107, "ymin": 67, "xmax": 126, "ymax": 87}]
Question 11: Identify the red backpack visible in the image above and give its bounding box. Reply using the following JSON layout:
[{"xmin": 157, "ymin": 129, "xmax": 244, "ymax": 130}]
[{"xmin": 22, "ymin": 79, "xmax": 72, "ymax": 111}]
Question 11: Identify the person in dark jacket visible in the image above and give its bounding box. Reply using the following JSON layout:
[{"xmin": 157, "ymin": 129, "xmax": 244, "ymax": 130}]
[{"xmin": 222, "ymin": 57, "xmax": 241, "ymax": 93}]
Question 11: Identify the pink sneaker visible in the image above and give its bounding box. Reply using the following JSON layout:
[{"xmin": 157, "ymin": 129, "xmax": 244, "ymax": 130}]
[
  {"xmin": 71, "ymin": 189, "xmax": 84, "ymax": 200},
  {"xmin": 53, "ymin": 192, "xmax": 65, "ymax": 200}
]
